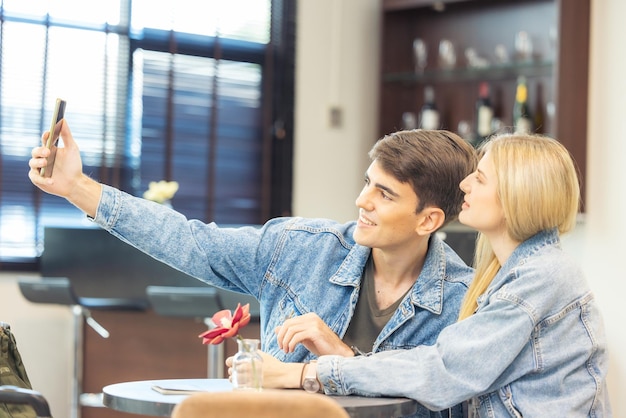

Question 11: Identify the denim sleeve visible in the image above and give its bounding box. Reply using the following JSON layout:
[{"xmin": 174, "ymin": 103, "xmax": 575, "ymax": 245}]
[
  {"xmin": 316, "ymin": 297, "xmax": 534, "ymax": 411},
  {"xmin": 92, "ymin": 184, "xmax": 279, "ymax": 296}
]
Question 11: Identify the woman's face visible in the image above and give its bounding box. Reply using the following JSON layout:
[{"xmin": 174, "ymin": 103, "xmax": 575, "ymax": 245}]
[{"xmin": 458, "ymin": 151, "xmax": 506, "ymax": 236}]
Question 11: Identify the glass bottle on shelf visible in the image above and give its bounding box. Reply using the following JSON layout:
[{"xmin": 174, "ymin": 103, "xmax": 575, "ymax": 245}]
[
  {"xmin": 534, "ymin": 82, "xmax": 545, "ymax": 134},
  {"xmin": 475, "ymin": 81, "xmax": 494, "ymax": 144},
  {"xmin": 513, "ymin": 76, "xmax": 533, "ymax": 134},
  {"xmin": 419, "ymin": 86, "xmax": 440, "ymax": 130}
]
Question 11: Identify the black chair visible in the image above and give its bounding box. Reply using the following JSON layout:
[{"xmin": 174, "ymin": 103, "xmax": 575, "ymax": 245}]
[
  {"xmin": 17, "ymin": 277, "xmax": 148, "ymax": 418},
  {"xmin": 146, "ymin": 286, "xmax": 222, "ymax": 318},
  {"xmin": 0, "ymin": 386, "xmax": 52, "ymax": 418},
  {"xmin": 146, "ymin": 286, "xmax": 225, "ymax": 378}
]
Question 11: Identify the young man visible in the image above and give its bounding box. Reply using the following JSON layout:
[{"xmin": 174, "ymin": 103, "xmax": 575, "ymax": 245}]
[{"xmin": 30, "ymin": 125, "xmax": 476, "ymax": 416}]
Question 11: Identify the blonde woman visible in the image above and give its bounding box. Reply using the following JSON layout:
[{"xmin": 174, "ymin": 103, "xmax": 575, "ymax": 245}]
[{"xmin": 260, "ymin": 134, "xmax": 611, "ymax": 417}]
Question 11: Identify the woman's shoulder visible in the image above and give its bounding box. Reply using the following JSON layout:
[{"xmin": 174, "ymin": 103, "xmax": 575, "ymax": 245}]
[{"xmin": 498, "ymin": 247, "xmax": 589, "ymax": 321}]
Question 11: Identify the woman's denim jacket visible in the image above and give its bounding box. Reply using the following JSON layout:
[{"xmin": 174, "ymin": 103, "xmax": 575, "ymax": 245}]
[
  {"xmin": 318, "ymin": 229, "xmax": 612, "ymax": 417},
  {"xmin": 93, "ymin": 185, "xmax": 473, "ymax": 359}
]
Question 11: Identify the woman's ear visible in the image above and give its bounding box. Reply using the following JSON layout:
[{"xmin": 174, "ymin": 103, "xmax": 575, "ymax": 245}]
[{"xmin": 415, "ymin": 207, "xmax": 445, "ymax": 236}]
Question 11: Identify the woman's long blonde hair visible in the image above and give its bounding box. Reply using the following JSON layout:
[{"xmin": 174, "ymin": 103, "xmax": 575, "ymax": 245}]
[{"xmin": 457, "ymin": 134, "xmax": 581, "ymax": 320}]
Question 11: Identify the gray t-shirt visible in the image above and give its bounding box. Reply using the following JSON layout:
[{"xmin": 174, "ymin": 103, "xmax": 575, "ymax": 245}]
[{"xmin": 342, "ymin": 256, "xmax": 409, "ymax": 354}]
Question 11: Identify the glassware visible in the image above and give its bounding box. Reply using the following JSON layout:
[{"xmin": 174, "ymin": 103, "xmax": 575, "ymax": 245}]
[
  {"xmin": 231, "ymin": 338, "xmax": 263, "ymax": 391},
  {"xmin": 548, "ymin": 27, "xmax": 558, "ymax": 61},
  {"xmin": 457, "ymin": 120, "xmax": 473, "ymax": 144},
  {"xmin": 515, "ymin": 31, "xmax": 533, "ymax": 62},
  {"xmin": 494, "ymin": 44, "xmax": 510, "ymax": 65},
  {"xmin": 464, "ymin": 48, "xmax": 489, "ymax": 68},
  {"xmin": 513, "ymin": 76, "xmax": 533, "ymax": 134},
  {"xmin": 412, "ymin": 38, "xmax": 427, "ymax": 74},
  {"xmin": 419, "ymin": 86, "xmax": 440, "ymax": 130},
  {"xmin": 438, "ymin": 39, "xmax": 456, "ymax": 69},
  {"xmin": 401, "ymin": 112, "xmax": 418, "ymax": 130}
]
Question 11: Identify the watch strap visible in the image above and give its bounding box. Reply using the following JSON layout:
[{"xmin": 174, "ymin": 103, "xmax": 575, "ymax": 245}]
[
  {"xmin": 302, "ymin": 360, "xmax": 320, "ymax": 393},
  {"xmin": 304, "ymin": 360, "xmax": 317, "ymax": 380}
]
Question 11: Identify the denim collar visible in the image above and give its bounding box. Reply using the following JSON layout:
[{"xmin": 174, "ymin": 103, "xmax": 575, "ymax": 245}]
[
  {"xmin": 478, "ymin": 228, "xmax": 561, "ymax": 305},
  {"xmin": 499, "ymin": 228, "xmax": 560, "ymax": 277},
  {"xmin": 409, "ymin": 233, "xmax": 447, "ymax": 314},
  {"xmin": 329, "ymin": 234, "xmax": 448, "ymax": 315}
]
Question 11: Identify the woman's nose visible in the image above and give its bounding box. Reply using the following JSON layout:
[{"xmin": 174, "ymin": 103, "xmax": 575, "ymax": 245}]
[{"xmin": 459, "ymin": 175, "xmax": 470, "ymax": 192}]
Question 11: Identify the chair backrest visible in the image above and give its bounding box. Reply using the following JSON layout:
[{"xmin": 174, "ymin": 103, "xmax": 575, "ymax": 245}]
[
  {"xmin": 146, "ymin": 286, "xmax": 222, "ymax": 318},
  {"xmin": 171, "ymin": 390, "xmax": 350, "ymax": 418},
  {"xmin": 18, "ymin": 277, "xmax": 78, "ymax": 306},
  {"xmin": 0, "ymin": 386, "xmax": 52, "ymax": 418}
]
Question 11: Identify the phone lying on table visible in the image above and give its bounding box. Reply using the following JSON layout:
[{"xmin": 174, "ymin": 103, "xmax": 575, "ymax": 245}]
[{"xmin": 40, "ymin": 98, "xmax": 67, "ymax": 177}]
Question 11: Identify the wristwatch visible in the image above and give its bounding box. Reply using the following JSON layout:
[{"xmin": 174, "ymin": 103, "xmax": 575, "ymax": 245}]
[{"xmin": 302, "ymin": 360, "xmax": 320, "ymax": 393}]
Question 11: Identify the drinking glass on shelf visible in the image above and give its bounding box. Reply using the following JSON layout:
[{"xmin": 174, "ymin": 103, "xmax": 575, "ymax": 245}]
[
  {"xmin": 438, "ymin": 39, "xmax": 456, "ymax": 69},
  {"xmin": 465, "ymin": 48, "xmax": 489, "ymax": 68},
  {"xmin": 548, "ymin": 27, "xmax": 558, "ymax": 61},
  {"xmin": 413, "ymin": 38, "xmax": 427, "ymax": 74},
  {"xmin": 494, "ymin": 44, "xmax": 510, "ymax": 65},
  {"xmin": 402, "ymin": 112, "xmax": 418, "ymax": 130},
  {"xmin": 515, "ymin": 31, "xmax": 533, "ymax": 62},
  {"xmin": 457, "ymin": 120, "xmax": 474, "ymax": 144}
]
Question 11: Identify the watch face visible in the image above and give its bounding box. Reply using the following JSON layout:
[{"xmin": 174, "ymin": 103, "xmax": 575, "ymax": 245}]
[{"xmin": 303, "ymin": 378, "xmax": 320, "ymax": 393}]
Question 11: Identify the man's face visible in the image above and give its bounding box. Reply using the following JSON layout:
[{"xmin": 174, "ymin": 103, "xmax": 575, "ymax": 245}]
[{"xmin": 353, "ymin": 160, "xmax": 424, "ymax": 251}]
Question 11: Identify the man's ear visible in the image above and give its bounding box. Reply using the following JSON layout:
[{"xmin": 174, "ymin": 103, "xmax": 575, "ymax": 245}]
[{"xmin": 415, "ymin": 207, "xmax": 445, "ymax": 236}]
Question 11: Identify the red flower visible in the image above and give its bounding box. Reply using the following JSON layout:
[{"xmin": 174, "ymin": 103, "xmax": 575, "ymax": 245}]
[{"xmin": 199, "ymin": 303, "xmax": 251, "ymax": 345}]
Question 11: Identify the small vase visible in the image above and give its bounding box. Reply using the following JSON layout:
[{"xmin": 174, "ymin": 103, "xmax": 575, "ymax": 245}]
[{"xmin": 232, "ymin": 338, "xmax": 263, "ymax": 391}]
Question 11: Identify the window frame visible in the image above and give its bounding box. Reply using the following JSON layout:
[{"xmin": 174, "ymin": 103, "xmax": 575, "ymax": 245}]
[{"xmin": 0, "ymin": 0, "xmax": 296, "ymax": 270}]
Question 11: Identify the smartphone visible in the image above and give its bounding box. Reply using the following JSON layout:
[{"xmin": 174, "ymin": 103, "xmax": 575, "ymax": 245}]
[{"xmin": 40, "ymin": 98, "xmax": 67, "ymax": 177}]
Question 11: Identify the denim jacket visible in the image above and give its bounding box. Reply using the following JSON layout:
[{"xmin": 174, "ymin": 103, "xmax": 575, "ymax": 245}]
[
  {"xmin": 318, "ymin": 229, "xmax": 612, "ymax": 417},
  {"xmin": 93, "ymin": 185, "xmax": 473, "ymax": 364}
]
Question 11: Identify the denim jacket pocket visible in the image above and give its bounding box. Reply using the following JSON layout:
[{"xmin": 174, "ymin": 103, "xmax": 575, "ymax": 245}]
[
  {"xmin": 264, "ymin": 294, "xmax": 312, "ymax": 361},
  {"xmin": 498, "ymin": 385, "xmax": 523, "ymax": 418}
]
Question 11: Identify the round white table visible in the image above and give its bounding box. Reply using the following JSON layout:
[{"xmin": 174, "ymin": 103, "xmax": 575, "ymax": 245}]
[{"xmin": 103, "ymin": 378, "xmax": 418, "ymax": 418}]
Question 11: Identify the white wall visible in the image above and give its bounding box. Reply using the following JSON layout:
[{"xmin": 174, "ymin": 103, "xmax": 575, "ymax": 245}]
[
  {"xmin": 2, "ymin": 0, "xmax": 623, "ymax": 416},
  {"xmin": 585, "ymin": 0, "xmax": 626, "ymax": 415},
  {"xmin": 1, "ymin": 273, "xmax": 73, "ymax": 418},
  {"xmin": 294, "ymin": 0, "xmax": 625, "ymax": 416},
  {"xmin": 292, "ymin": 0, "xmax": 380, "ymax": 222}
]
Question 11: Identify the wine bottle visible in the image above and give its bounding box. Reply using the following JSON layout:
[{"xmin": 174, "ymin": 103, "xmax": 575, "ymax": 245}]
[
  {"xmin": 475, "ymin": 82, "xmax": 494, "ymax": 143},
  {"xmin": 513, "ymin": 76, "xmax": 533, "ymax": 134},
  {"xmin": 534, "ymin": 82, "xmax": 545, "ymax": 134},
  {"xmin": 419, "ymin": 86, "xmax": 440, "ymax": 130}
]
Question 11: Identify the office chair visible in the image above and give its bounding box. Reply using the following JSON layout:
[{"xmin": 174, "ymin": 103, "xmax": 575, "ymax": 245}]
[
  {"xmin": 170, "ymin": 390, "xmax": 350, "ymax": 418},
  {"xmin": 0, "ymin": 386, "xmax": 52, "ymax": 418}
]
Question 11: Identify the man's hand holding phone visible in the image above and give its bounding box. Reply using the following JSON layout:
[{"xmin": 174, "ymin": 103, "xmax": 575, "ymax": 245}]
[
  {"xmin": 29, "ymin": 102, "xmax": 102, "ymax": 219},
  {"xmin": 40, "ymin": 98, "xmax": 66, "ymax": 178}
]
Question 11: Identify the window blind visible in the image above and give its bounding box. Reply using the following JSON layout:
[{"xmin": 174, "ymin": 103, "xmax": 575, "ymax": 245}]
[{"xmin": 0, "ymin": 0, "xmax": 294, "ymax": 266}]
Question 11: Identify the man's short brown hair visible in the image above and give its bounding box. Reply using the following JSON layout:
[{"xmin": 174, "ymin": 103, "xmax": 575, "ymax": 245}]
[{"xmin": 369, "ymin": 129, "xmax": 477, "ymax": 229}]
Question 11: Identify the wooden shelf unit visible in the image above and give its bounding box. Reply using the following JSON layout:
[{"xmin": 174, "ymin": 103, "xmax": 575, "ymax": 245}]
[{"xmin": 379, "ymin": 0, "xmax": 590, "ymax": 205}]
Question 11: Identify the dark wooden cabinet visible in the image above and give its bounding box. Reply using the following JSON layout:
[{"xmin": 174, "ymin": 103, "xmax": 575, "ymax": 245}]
[{"xmin": 379, "ymin": 0, "xmax": 590, "ymax": 205}]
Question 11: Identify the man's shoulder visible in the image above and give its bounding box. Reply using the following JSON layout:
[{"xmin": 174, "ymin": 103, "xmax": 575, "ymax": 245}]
[
  {"xmin": 280, "ymin": 217, "xmax": 357, "ymax": 237},
  {"xmin": 429, "ymin": 234, "xmax": 474, "ymax": 287}
]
